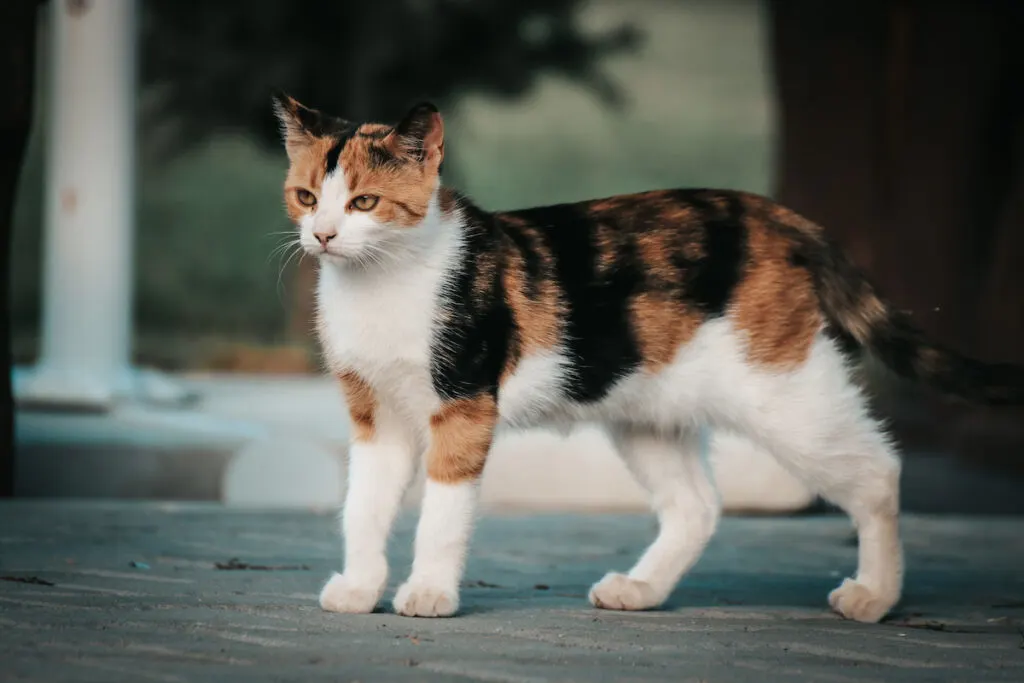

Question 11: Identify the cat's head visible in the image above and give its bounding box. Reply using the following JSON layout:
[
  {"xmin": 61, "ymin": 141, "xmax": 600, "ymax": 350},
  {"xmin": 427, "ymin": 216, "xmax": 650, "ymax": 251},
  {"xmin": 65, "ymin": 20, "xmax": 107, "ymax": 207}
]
[{"xmin": 272, "ymin": 94, "xmax": 445, "ymax": 266}]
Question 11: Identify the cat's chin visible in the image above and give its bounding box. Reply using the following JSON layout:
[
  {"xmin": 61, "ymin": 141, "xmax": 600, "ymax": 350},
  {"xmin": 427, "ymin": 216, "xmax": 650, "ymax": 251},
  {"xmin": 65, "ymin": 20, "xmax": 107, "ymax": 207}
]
[
  {"xmin": 319, "ymin": 250, "xmax": 380, "ymax": 270},
  {"xmin": 319, "ymin": 251, "xmax": 353, "ymax": 267}
]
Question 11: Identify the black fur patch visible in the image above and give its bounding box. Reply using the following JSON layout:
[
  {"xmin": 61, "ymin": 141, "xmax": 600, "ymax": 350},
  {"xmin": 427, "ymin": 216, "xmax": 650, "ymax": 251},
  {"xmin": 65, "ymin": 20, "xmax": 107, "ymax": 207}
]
[
  {"xmin": 431, "ymin": 206, "xmax": 512, "ymax": 400},
  {"xmin": 325, "ymin": 140, "xmax": 344, "ymax": 175},
  {"xmin": 356, "ymin": 128, "xmax": 392, "ymax": 140},
  {"xmin": 296, "ymin": 107, "xmax": 353, "ymax": 140},
  {"xmin": 324, "ymin": 124, "xmax": 361, "ymax": 175},
  {"xmin": 430, "ymin": 191, "xmax": 750, "ymax": 405},
  {"xmin": 427, "ymin": 183, "xmax": 1024, "ymax": 412},
  {"xmin": 367, "ymin": 144, "xmax": 397, "ymax": 169},
  {"xmin": 779, "ymin": 216, "xmax": 1024, "ymax": 405},
  {"xmin": 673, "ymin": 191, "xmax": 747, "ymax": 316},
  {"xmin": 499, "ymin": 219, "xmax": 544, "ymax": 299},
  {"xmin": 508, "ymin": 203, "xmax": 643, "ymax": 403}
]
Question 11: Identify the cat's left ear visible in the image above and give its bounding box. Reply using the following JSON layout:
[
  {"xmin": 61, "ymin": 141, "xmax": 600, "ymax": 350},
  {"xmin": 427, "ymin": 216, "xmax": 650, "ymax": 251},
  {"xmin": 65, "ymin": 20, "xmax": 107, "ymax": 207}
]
[
  {"xmin": 271, "ymin": 91, "xmax": 333, "ymax": 158},
  {"xmin": 390, "ymin": 102, "xmax": 444, "ymax": 167}
]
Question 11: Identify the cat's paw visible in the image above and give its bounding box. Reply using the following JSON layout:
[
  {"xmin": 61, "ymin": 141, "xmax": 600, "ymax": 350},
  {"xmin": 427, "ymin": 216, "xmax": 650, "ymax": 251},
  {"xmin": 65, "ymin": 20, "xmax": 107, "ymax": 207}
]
[
  {"xmin": 828, "ymin": 577, "xmax": 898, "ymax": 623},
  {"xmin": 319, "ymin": 572, "xmax": 383, "ymax": 614},
  {"xmin": 393, "ymin": 581, "xmax": 459, "ymax": 618},
  {"xmin": 588, "ymin": 572, "xmax": 662, "ymax": 611}
]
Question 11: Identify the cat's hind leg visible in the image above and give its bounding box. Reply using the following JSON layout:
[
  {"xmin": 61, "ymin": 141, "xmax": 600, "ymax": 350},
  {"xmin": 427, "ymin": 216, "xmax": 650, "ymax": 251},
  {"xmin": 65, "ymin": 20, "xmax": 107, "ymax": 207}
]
[
  {"xmin": 589, "ymin": 425, "xmax": 720, "ymax": 611},
  {"xmin": 780, "ymin": 421, "xmax": 902, "ymax": 623},
  {"xmin": 770, "ymin": 423, "xmax": 902, "ymax": 622},
  {"xmin": 747, "ymin": 344, "xmax": 904, "ymax": 623}
]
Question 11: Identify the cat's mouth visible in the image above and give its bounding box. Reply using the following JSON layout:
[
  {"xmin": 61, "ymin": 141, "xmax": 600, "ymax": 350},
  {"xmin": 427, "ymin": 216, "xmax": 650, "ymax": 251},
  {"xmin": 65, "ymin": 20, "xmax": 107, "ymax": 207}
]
[
  {"xmin": 317, "ymin": 247, "xmax": 348, "ymax": 261},
  {"xmin": 306, "ymin": 241, "xmax": 345, "ymax": 259},
  {"xmin": 313, "ymin": 243, "xmax": 362, "ymax": 267}
]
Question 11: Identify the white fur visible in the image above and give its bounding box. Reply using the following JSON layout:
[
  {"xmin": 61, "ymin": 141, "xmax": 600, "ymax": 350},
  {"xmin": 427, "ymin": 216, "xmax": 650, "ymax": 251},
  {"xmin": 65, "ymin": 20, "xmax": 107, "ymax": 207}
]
[
  {"xmin": 496, "ymin": 347, "xmax": 572, "ymax": 428},
  {"xmin": 314, "ymin": 188, "xmax": 459, "ymax": 425},
  {"xmin": 319, "ymin": 406, "xmax": 418, "ymax": 614},
  {"xmin": 708, "ymin": 431, "xmax": 816, "ymax": 512},
  {"xmin": 311, "ymin": 174, "xmax": 902, "ymax": 622},
  {"xmin": 298, "ymin": 167, "xmax": 403, "ymax": 265},
  {"xmin": 309, "ymin": 174, "xmax": 481, "ymax": 618},
  {"xmin": 393, "ymin": 480, "xmax": 479, "ymax": 617},
  {"xmin": 590, "ymin": 426, "xmax": 720, "ymax": 610}
]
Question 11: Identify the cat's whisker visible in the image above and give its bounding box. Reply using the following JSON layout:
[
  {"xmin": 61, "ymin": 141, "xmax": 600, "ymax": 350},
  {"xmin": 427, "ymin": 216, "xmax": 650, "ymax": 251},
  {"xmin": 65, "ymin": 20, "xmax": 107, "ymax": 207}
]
[
  {"xmin": 267, "ymin": 243, "xmax": 298, "ymax": 266},
  {"xmin": 361, "ymin": 242, "xmax": 399, "ymax": 273},
  {"xmin": 275, "ymin": 242, "xmax": 305, "ymax": 296},
  {"xmin": 267, "ymin": 235, "xmax": 303, "ymax": 262}
]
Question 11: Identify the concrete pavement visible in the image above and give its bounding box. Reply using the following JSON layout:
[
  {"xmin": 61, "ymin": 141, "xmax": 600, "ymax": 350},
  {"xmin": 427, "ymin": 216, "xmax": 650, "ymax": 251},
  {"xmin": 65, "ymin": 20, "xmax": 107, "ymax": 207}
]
[{"xmin": 2, "ymin": 501, "xmax": 1023, "ymax": 681}]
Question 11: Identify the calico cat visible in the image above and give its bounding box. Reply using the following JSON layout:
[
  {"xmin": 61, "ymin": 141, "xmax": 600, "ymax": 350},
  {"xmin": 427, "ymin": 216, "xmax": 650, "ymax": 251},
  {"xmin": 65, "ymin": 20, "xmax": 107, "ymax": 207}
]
[{"xmin": 272, "ymin": 94, "xmax": 1024, "ymax": 622}]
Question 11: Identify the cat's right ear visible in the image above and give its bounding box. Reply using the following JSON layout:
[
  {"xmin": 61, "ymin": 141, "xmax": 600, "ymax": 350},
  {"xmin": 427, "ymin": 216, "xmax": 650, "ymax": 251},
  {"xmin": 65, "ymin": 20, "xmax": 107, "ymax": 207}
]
[
  {"xmin": 271, "ymin": 91, "xmax": 316, "ymax": 156},
  {"xmin": 390, "ymin": 102, "xmax": 444, "ymax": 167}
]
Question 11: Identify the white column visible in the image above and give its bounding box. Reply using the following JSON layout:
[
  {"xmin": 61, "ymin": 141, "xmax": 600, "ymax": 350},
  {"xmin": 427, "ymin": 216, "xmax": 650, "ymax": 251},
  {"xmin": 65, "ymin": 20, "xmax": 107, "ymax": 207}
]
[{"xmin": 16, "ymin": 0, "xmax": 190, "ymax": 410}]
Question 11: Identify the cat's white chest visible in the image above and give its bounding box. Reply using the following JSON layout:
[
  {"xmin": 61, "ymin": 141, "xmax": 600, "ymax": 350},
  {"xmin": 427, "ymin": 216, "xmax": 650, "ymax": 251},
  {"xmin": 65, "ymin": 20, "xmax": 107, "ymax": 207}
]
[
  {"xmin": 315, "ymin": 260, "xmax": 447, "ymax": 420},
  {"xmin": 318, "ymin": 263, "xmax": 440, "ymax": 366}
]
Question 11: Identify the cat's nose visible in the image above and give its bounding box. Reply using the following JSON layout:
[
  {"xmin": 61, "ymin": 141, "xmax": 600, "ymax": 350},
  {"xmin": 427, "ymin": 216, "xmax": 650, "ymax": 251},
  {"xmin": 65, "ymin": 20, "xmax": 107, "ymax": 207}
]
[{"xmin": 313, "ymin": 229, "xmax": 336, "ymax": 248}]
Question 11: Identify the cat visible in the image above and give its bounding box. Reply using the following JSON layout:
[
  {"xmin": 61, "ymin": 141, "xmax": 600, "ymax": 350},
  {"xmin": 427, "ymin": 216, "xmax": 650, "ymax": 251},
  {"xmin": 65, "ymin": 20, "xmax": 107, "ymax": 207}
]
[{"xmin": 272, "ymin": 93, "xmax": 1024, "ymax": 622}]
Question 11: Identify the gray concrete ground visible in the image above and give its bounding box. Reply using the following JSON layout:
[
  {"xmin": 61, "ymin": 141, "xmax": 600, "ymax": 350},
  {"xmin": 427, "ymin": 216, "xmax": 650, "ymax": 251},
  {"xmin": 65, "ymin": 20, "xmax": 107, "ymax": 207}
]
[{"xmin": 1, "ymin": 502, "xmax": 1023, "ymax": 682}]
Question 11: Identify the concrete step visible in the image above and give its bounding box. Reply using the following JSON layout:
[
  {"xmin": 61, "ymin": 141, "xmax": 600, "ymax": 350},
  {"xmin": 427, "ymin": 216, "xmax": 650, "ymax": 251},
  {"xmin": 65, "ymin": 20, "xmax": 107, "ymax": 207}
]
[
  {"xmin": 16, "ymin": 373, "xmax": 815, "ymax": 513},
  {"xmin": 17, "ymin": 373, "xmax": 1024, "ymax": 514}
]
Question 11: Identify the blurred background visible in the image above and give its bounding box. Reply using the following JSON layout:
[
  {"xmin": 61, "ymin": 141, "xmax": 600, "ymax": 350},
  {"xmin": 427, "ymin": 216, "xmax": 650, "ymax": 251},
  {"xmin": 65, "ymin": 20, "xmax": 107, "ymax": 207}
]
[{"xmin": 3, "ymin": 0, "xmax": 1022, "ymax": 512}]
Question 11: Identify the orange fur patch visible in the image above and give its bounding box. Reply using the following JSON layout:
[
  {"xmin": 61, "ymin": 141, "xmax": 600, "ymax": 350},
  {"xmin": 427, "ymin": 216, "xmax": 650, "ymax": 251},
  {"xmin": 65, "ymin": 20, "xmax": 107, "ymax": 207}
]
[
  {"xmin": 337, "ymin": 370, "xmax": 377, "ymax": 442},
  {"xmin": 758, "ymin": 196, "xmax": 885, "ymax": 348},
  {"xmin": 498, "ymin": 218, "xmax": 564, "ymax": 382},
  {"xmin": 837, "ymin": 292, "xmax": 887, "ymax": 345},
  {"xmin": 634, "ymin": 231, "xmax": 678, "ymax": 287},
  {"xmin": 765, "ymin": 200, "xmax": 824, "ymax": 238},
  {"xmin": 592, "ymin": 222, "xmax": 620, "ymax": 277},
  {"xmin": 503, "ymin": 257, "xmax": 561, "ymax": 353},
  {"xmin": 339, "ymin": 122, "xmax": 442, "ymax": 227},
  {"xmin": 589, "ymin": 196, "xmax": 631, "ymax": 213},
  {"xmin": 282, "ymin": 136, "xmax": 335, "ymax": 223},
  {"xmin": 731, "ymin": 221, "xmax": 822, "ymax": 368},
  {"xmin": 472, "ymin": 249, "xmax": 499, "ymax": 305},
  {"xmin": 277, "ymin": 100, "xmax": 443, "ymax": 229},
  {"xmin": 426, "ymin": 394, "xmax": 498, "ymax": 483},
  {"xmin": 630, "ymin": 292, "xmax": 703, "ymax": 371},
  {"xmin": 589, "ymin": 196, "xmax": 707, "ymax": 372}
]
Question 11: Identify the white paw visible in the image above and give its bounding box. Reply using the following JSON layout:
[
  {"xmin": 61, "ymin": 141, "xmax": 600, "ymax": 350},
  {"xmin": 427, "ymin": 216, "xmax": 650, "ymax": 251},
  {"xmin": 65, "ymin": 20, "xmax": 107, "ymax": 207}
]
[
  {"xmin": 588, "ymin": 572, "xmax": 663, "ymax": 611},
  {"xmin": 318, "ymin": 573, "xmax": 383, "ymax": 614},
  {"xmin": 828, "ymin": 577, "xmax": 898, "ymax": 623},
  {"xmin": 393, "ymin": 581, "xmax": 459, "ymax": 618}
]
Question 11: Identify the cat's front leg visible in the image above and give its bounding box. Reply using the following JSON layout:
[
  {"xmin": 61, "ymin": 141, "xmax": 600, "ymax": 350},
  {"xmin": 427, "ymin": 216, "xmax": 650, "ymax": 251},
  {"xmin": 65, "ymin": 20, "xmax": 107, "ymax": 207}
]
[
  {"xmin": 393, "ymin": 394, "xmax": 497, "ymax": 618},
  {"xmin": 320, "ymin": 374, "xmax": 417, "ymax": 614}
]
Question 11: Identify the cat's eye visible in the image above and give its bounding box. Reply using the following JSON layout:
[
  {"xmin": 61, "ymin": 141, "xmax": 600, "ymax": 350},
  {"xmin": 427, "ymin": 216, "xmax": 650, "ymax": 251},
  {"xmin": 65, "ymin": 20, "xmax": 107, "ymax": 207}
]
[
  {"xmin": 296, "ymin": 189, "xmax": 317, "ymax": 207},
  {"xmin": 350, "ymin": 195, "xmax": 379, "ymax": 211}
]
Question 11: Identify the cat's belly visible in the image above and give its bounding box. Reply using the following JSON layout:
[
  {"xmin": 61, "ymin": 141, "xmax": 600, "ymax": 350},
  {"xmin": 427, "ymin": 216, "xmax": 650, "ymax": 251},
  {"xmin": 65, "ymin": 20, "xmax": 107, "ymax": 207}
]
[
  {"xmin": 496, "ymin": 350, "xmax": 616, "ymax": 429},
  {"xmin": 496, "ymin": 349, "xmax": 575, "ymax": 428},
  {"xmin": 495, "ymin": 325, "xmax": 729, "ymax": 431},
  {"xmin": 497, "ymin": 364, "xmax": 686, "ymax": 431}
]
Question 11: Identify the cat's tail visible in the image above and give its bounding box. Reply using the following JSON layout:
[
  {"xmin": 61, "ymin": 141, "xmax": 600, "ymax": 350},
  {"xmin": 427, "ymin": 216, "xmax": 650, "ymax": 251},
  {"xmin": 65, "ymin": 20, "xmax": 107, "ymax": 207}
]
[{"xmin": 803, "ymin": 233, "xmax": 1024, "ymax": 406}]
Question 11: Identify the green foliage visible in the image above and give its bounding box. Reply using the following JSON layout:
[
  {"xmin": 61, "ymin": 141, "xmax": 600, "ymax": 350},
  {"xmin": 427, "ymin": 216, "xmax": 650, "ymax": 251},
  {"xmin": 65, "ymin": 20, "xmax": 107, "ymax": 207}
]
[
  {"xmin": 140, "ymin": 0, "xmax": 640, "ymax": 151},
  {"xmin": 133, "ymin": 136, "xmax": 294, "ymax": 340}
]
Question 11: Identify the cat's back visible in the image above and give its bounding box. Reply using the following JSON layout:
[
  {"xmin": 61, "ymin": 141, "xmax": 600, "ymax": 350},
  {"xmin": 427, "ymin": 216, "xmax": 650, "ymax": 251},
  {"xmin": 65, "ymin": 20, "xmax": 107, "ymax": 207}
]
[
  {"xmin": 500, "ymin": 187, "xmax": 815, "ymax": 246},
  {"xmin": 489, "ymin": 188, "xmax": 828, "ymax": 419}
]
